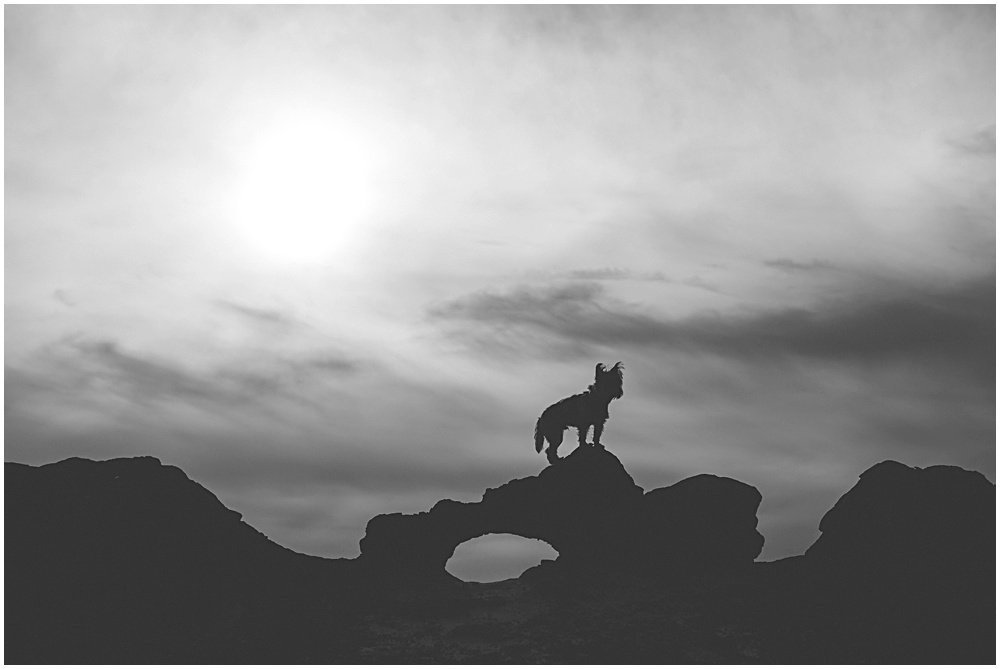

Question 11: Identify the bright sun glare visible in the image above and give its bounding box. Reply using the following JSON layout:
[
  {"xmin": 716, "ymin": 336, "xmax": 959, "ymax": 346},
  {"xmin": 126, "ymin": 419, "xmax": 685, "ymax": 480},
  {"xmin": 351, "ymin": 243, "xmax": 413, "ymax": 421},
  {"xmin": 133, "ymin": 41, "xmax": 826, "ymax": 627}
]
[{"xmin": 229, "ymin": 114, "xmax": 377, "ymax": 264}]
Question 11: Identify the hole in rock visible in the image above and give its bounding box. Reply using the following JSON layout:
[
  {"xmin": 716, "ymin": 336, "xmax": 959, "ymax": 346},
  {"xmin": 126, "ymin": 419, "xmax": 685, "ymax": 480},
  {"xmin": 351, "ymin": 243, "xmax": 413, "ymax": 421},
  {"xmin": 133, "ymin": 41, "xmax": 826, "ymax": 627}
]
[{"xmin": 446, "ymin": 534, "xmax": 558, "ymax": 583}]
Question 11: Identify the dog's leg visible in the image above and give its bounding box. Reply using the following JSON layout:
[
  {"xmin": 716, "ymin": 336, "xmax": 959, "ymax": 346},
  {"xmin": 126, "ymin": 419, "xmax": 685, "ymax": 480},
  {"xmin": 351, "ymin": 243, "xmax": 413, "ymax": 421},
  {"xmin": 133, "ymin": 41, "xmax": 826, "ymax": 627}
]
[
  {"xmin": 545, "ymin": 430, "xmax": 564, "ymax": 464},
  {"xmin": 577, "ymin": 425, "xmax": 590, "ymax": 447},
  {"xmin": 593, "ymin": 421, "xmax": 605, "ymax": 449}
]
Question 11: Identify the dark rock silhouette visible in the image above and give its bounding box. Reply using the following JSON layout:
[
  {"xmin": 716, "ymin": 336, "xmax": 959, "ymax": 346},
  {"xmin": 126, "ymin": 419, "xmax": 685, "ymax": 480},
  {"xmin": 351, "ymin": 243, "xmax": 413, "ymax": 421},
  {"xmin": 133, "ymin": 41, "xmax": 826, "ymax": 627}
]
[
  {"xmin": 359, "ymin": 446, "xmax": 763, "ymax": 581},
  {"xmin": 801, "ymin": 460, "xmax": 996, "ymax": 664},
  {"xmin": 359, "ymin": 446, "xmax": 642, "ymax": 580},
  {"xmin": 4, "ymin": 451, "xmax": 993, "ymax": 663},
  {"xmin": 807, "ymin": 459, "xmax": 994, "ymax": 571},
  {"xmin": 632, "ymin": 473, "xmax": 765, "ymax": 570},
  {"xmin": 5, "ymin": 456, "xmax": 359, "ymax": 663}
]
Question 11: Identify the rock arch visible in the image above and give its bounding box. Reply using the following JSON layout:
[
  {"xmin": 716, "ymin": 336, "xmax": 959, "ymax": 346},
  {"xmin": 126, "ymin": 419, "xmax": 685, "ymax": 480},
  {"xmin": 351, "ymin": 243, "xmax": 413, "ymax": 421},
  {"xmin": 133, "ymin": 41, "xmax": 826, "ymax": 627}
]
[
  {"xmin": 357, "ymin": 446, "xmax": 764, "ymax": 583},
  {"xmin": 357, "ymin": 447, "xmax": 641, "ymax": 580}
]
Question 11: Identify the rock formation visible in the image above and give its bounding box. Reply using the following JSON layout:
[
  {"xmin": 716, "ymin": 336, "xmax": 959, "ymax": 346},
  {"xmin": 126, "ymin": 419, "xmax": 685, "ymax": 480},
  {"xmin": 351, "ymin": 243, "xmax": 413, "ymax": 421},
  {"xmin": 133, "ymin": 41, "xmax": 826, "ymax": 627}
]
[
  {"xmin": 357, "ymin": 445, "xmax": 765, "ymax": 581},
  {"xmin": 631, "ymin": 472, "xmax": 765, "ymax": 570},
  {"xmin": 806, "ymin": 459, "xmax": 994, "ymax": 573},
  {"xmin": 801, "ymin": 460, "xmax": 995, "ymax": 664},
  {"xmin": 5, "ymin": 456, "xmax": 354, "ymax": 663}
]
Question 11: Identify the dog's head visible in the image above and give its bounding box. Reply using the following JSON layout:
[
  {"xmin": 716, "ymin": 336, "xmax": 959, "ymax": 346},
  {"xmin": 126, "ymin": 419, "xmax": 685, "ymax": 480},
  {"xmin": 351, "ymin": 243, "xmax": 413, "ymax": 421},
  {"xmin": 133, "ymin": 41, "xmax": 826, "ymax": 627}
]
[{"xmin": 592, "ymin": 362, "xmax": 624, "ymax": 400}]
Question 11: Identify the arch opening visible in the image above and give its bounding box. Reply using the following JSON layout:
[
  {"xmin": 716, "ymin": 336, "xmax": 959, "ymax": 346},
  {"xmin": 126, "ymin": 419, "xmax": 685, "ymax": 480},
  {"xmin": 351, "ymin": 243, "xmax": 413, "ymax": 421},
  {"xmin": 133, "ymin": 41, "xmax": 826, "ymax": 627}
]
[{"xmin": 446, "ymin": 533, "xmax": 558, "ymax": 583}]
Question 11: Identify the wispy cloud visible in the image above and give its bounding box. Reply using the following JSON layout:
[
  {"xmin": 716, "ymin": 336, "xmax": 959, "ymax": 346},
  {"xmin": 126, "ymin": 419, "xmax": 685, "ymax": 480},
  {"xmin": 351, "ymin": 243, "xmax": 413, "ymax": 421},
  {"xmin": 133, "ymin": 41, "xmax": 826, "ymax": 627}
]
[
  {"xmin": 431, "ymin": 276, "xmax": 994, "ymax": 381},
  {"xmin": 74, "ymin": 339, "xmax": 227, "ymax": 402},
  {"xmin": 52, "ymin": 289, "xmax": 77, "ymax": 307},
  {"xmin": 763, "ymin": 258, "xmax": 839, "ymax": 274},
  {"xmin": 6, "ymin": 337, "xmax": 361, "ymax": 420},
  {"xmin": 565, "ymin": 268, "xmax": 670, "ymax": 282},
  {"xmin": 214, "ymin": 299, "xmax": 298, "ymax": 327},
  {"xmin": 950, "ymin": 124, "xmax": 996, "ymax": 156}
]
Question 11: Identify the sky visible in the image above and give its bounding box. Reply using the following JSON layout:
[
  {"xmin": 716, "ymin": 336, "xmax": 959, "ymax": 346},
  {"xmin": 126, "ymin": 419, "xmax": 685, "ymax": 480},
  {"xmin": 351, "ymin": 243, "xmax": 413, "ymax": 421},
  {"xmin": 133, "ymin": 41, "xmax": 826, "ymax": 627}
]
[{"xmin": 5, "ymin": 5, "xmax": 995, "ymax": 582}]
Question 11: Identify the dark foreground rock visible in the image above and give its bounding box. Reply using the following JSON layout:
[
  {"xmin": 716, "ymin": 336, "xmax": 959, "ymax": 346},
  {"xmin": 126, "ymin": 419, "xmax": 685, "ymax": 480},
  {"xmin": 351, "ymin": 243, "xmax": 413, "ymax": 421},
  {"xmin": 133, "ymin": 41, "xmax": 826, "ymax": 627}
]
[
  {"xmin": 4, "ymin": 452, "xmax": 994, "ymax": 663},
  {"xmin": 802, "ymin": 460, "xmax": 996, "ymax": 663},
  {"xmin": 807, "ymin": 459, "xmax": 994, "ymax": 572},
  {"xmin": 5, "ymin": 456, "xmax": 361, "ymax": 663}
]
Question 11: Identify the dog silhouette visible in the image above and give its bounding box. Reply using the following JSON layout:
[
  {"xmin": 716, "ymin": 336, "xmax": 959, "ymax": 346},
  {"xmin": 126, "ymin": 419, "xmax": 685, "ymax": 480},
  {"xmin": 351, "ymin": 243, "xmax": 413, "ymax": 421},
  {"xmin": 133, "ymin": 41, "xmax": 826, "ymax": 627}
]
[{"xmin": 534, "ymin": 362, "xmax": 624, "ymax": 464}]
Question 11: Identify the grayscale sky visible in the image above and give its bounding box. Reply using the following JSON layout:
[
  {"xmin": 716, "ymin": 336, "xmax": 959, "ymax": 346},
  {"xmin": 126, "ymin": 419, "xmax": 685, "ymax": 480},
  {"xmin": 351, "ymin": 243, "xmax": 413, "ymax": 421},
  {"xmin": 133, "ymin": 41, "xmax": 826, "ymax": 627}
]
[{"xmin": 5, "ymin": 5, "xmax": 995, "ymax": 581}]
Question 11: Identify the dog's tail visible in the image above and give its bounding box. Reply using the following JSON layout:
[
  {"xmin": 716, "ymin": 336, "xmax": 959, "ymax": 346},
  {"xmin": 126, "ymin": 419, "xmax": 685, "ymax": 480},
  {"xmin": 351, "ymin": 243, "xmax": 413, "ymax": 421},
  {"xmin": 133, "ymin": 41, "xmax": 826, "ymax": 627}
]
[{"xmin": 534, "ymin": 418, "xmax": 544, "ymax": 453}]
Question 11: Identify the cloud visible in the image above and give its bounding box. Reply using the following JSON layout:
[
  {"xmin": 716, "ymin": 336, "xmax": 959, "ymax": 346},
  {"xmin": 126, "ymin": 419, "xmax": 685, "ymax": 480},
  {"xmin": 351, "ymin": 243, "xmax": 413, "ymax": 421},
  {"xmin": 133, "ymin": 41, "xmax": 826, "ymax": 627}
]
[
  {"xmin": 428, "ymin": 283, "xmax": 606, "ymax": 360},
  {"xmin": 75, "ymin": 339, "xmax": 227, "ymax": 402},
  {"xmin": 6, "ymin": 337, "xmax": 361, "ymax": 422},
  {"xmin": 763, "ymin": 258, "xmax": 839, "ymax": 273},
  {"xmin": 4, "ymin": 331, "xmax": 525, "ymax": 481},
  {"xmin": 214, "ymin": 299, "xmax": 297, "ymax": 327},
  {"xmin": 430, "ymin": 276, "xmax": 994, "ymax": 382},
  {"xmin": 52, "ymin": 289, "xmax": 77, "ymax": 307},
  {"xmin": 432, "ymin": 282, "xmax": 601, "ymax": 328},
  {"xmin": 950, "ymin": 124, "xmax": 996, "ymax": 156},
  {"xmin": 565, "ymin": 268, "xmax": 670, "ymax": 282}
]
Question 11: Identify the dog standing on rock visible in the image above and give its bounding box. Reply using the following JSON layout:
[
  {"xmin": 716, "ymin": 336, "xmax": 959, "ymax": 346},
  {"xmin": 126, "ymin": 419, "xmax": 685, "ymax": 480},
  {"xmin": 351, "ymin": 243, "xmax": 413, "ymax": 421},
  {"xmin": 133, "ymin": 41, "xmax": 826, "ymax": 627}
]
[{"xmin": 534, "ymin": 362, "xmax": 624, "ymax": 465}]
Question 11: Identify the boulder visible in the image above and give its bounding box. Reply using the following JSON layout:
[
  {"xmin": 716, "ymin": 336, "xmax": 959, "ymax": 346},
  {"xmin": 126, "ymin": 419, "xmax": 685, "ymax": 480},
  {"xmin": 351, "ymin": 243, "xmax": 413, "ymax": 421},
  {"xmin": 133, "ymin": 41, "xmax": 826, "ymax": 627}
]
[
  {"xmin": 803, "ymin": 460, "xmax": 995, "ymax": 664},
  {"xmin": 633, "ymin": 474, "xmax": 765, "ymax": 569},
  {"xmin": 806, "ymin": 459, "xmax": 994, "ymax": 575}
]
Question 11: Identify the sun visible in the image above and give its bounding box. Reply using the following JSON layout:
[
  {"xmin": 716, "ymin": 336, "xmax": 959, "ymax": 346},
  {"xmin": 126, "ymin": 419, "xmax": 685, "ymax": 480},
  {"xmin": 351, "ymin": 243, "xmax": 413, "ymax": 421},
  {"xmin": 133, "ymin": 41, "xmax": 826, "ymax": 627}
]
[{"xmin": 229, "ymin": 113, "xmax": 377, "ymax": 264}]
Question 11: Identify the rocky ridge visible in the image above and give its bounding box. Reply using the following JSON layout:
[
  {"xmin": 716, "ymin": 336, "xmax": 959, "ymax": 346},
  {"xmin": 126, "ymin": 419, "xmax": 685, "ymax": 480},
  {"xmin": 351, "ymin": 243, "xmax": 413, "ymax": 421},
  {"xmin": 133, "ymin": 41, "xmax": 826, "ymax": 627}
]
[{"xmin": 5, "ymin": 448, "xmax": 994, "ymax": 663}]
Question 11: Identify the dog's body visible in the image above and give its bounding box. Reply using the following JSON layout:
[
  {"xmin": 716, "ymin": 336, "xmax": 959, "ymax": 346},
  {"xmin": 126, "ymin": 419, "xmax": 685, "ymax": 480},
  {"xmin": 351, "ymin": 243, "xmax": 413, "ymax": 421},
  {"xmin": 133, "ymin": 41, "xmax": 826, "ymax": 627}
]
[{"xmin": 534, "ymin": 362, "xmax": 623, "ymax": 464}]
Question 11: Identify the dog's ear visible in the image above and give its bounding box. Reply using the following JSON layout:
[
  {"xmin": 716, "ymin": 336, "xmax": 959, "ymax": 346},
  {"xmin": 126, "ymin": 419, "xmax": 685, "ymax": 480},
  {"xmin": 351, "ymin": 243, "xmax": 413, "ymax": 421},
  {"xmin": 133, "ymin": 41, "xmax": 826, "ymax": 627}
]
[{"xmin": 595, "ymin": 362, "xmax": 605, "ymax": 378}]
